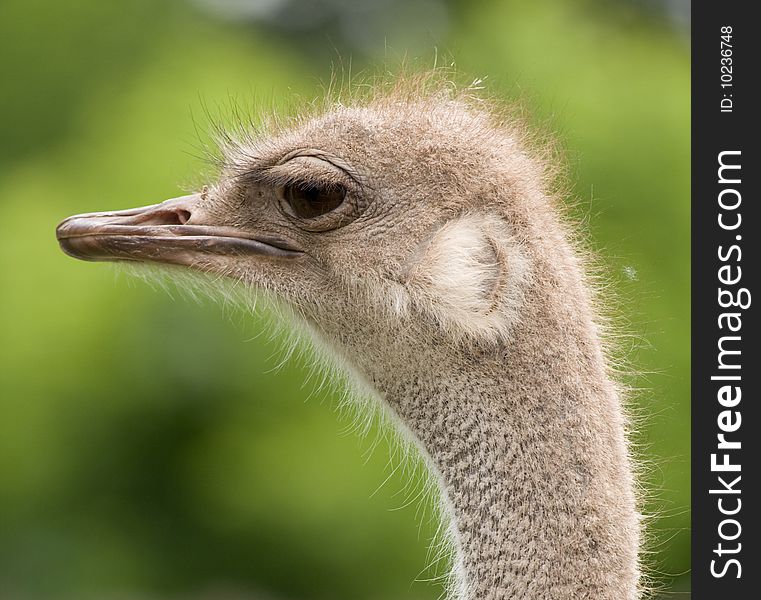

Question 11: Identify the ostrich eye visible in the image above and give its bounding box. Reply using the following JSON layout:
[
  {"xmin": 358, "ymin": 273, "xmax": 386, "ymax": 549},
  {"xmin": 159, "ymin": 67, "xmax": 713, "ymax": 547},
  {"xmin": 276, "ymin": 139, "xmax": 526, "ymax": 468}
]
[{"xmin": 282, "ymin": 183, "xmax": 346, "ymax": 219}]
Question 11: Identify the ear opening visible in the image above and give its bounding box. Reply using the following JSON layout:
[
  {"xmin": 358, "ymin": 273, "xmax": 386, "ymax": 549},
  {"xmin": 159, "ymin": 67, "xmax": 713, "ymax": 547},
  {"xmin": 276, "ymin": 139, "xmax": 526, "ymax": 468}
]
[{"xmin": 402, "ymin": 213, "xmax": 532, "ymax": 346}]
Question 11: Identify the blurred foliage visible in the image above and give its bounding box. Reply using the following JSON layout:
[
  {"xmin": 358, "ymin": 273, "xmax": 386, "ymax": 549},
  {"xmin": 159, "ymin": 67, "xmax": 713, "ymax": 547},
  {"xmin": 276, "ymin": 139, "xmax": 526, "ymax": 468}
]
[{"xmin": 0, "ymin": 0, "xmax": 688, "ymax": 598}]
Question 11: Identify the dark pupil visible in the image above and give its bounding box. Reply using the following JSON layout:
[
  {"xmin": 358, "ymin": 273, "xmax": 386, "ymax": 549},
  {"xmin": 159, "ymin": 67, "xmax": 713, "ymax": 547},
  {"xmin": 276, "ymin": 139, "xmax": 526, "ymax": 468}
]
[{"xmin": 286, "ymin": 184, "xmax": 346, "ymax": 218}]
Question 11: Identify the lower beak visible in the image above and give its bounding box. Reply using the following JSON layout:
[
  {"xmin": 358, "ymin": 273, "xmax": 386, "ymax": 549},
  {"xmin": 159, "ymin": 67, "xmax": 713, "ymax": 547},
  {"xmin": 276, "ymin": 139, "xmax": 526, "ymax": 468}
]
[{"xmin": 56, "ymin": 194, "xmax": 302, "ymax": 266}]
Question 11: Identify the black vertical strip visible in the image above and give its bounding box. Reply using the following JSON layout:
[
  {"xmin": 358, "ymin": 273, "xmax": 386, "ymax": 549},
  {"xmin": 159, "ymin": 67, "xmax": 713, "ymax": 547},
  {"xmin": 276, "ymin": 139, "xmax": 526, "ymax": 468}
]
[{"xmin": 692, "ymin": 2, "xmax": 759, "ymax": 597}]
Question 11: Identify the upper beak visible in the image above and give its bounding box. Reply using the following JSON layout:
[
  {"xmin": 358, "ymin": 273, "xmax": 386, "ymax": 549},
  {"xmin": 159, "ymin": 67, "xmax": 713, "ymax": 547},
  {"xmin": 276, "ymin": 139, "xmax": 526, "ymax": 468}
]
[{"xmin": 56, "ymin": 194, "xmax": 302, "ymax": 266}]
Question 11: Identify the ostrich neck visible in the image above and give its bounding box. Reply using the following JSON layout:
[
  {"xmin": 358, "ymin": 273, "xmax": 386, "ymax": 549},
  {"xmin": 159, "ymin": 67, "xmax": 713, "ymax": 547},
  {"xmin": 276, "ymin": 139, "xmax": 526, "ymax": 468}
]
[{"xmin": 346, "ymin": 294, "xmax": 640, "ymax": 599}]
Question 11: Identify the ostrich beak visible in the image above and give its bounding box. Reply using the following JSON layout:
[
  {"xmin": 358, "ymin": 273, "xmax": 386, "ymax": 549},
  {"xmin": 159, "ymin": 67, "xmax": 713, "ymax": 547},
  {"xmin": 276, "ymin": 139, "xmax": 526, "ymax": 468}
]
[{"xmin": 56, "ymin": 194, "xmax": 302, "ymax": 266}]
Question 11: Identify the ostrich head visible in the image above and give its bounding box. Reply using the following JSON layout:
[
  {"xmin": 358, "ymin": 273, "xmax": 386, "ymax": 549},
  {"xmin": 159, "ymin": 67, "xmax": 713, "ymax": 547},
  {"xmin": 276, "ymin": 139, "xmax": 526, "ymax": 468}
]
[
  {"xmin": 56, "ymin": 76, "xmax": 641, "ymax": 600},
  {"xmin": 57, "ymin": 80, "xmax": 544, "ymax": 361}
]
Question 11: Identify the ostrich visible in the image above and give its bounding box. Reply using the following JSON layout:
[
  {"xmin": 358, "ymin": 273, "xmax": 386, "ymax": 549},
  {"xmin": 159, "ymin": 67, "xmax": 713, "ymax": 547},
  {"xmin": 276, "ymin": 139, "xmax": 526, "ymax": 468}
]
[{"xmin": 56, "ymin": 74, "xmax": 641, "ymax": 599}]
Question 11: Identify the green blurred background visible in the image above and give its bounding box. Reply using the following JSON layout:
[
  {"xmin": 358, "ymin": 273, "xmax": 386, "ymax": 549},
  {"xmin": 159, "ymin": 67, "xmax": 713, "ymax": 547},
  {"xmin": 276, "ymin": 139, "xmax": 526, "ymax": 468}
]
[{"xmin": 0, "ymin": 0, "xmax": 689, "ymax": 598}]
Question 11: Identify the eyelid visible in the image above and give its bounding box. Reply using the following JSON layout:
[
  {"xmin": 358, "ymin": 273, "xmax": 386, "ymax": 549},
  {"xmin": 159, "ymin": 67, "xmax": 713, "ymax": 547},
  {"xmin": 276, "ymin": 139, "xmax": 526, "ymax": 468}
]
[
  {"xmin": 255, "ymin": 160, "xmax": 353, "ymax": 202},
  {"xmin": 232, "ymin": 149, "xmax": 368, "ymax": 231},
  {"xmin": 275, "ymin": 149, "xmax": 362, "ymax": 186}
]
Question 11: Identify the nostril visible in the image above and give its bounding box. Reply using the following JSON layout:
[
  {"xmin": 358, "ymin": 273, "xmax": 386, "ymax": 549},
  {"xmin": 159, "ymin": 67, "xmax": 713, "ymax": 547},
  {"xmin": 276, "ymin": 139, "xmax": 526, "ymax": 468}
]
[{"xmin": 133, "ymin": 208, "xmax": 193, "ymax": 226}]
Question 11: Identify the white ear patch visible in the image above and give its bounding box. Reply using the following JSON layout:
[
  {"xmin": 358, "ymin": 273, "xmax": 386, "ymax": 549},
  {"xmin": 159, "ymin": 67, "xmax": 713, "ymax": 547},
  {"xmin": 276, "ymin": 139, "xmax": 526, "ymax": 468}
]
[{"xmin": 402, "ymin": 213, "xmax": 532, "ymax": 346}]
